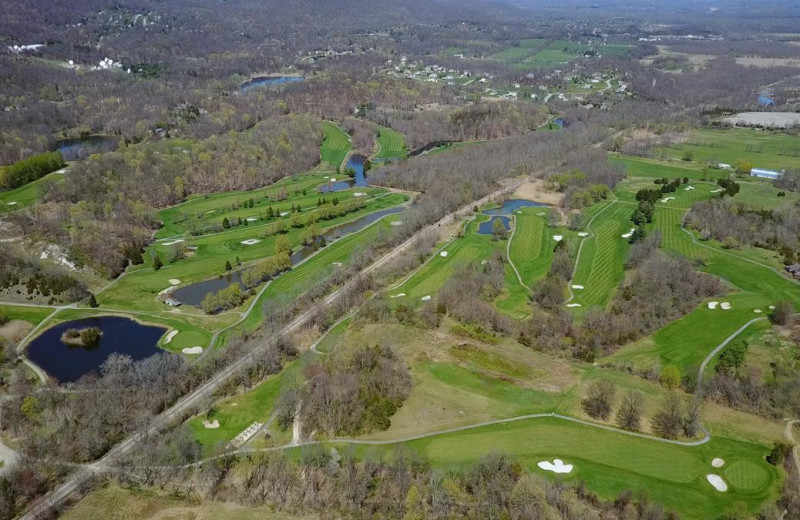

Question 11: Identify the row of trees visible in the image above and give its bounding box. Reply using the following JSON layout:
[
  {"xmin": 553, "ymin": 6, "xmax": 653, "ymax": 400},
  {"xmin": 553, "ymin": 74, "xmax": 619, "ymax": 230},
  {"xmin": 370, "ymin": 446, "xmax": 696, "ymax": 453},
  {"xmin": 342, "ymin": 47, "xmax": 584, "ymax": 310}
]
[{"xmin": 0, "ymin": 151, "xmax": 64, "ymax": 190}]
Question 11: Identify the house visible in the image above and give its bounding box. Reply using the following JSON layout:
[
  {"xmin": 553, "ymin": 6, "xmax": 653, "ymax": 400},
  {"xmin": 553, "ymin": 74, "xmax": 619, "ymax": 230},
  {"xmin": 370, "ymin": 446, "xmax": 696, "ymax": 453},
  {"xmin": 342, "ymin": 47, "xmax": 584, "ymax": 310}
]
[{"xmin": 750, "ymin": 168, "xmax": 783, "ymax": 180}]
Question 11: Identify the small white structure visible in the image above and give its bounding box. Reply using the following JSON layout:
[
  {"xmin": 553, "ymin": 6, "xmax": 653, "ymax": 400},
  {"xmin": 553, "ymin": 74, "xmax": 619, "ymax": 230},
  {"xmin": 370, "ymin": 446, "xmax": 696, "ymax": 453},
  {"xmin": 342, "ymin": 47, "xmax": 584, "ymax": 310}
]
[
  {"xmin": 440, "ymin": 251, "xmax": 448, "ymax": 257},
  {"xmin": 750, "ymin": 168, "xmax": 783, "ymax": 180},
  {"xmin": 230, "ymin": 422, "xmax": 264, "ymax": 447}
]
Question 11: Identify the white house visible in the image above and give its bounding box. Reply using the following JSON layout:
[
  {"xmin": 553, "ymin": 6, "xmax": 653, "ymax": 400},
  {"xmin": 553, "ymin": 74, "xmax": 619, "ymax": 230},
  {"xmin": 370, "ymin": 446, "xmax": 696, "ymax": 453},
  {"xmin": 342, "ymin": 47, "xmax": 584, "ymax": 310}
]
[{"xmin": 750, "ymin": 168, "xmax": 783, "ymax": 180}]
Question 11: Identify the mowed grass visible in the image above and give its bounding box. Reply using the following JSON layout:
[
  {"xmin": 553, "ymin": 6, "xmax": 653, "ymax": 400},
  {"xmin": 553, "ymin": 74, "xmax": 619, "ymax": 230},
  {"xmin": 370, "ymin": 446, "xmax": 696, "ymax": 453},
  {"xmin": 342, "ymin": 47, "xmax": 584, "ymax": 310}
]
[
  {"xmin": 374, "ymin": 126, "xmax": 407, "ymax": 160},
  {"xmin": 320, "ymin": 121, "xmax": 351, "ymax": 168},
  {"xmin": 0, "ymin": 304, "xmax": 54, "ymax": 325},
  {"xmin": 609, "ymin": 154, "xmax": 704, "ymax": 180},
  {"xmin": 659, "ymin": 128, "xmax": 800, "ymax": 171},
  {"xmin": 569, "ymin": 202, "xmax": 633, "ymax": 310},
  {"xmin": 0, "ymin": 171, "xmax": 63, "ymax": 214},
  {"xmin": 508, "ymin": 211, "xmax": 554, "ymax": 287}
]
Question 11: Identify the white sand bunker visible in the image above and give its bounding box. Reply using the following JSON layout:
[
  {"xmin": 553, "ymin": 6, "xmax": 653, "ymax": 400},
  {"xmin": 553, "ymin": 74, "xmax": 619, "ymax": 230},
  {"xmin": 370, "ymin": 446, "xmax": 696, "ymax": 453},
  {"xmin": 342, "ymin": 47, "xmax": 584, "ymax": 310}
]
[
  {"xmin": 552, "ymin": 235, "xmax": 563, "ymax": 241},
  {"xmin": 566, "ymin": 303, "xmax": 582, "ymax": 308},
  {"xmin": 712, "ymin": 458, "xmax": 725, "ymax": 468},
  {"xmin": 161, "ymin": 239, "xmax": 184, "ymax": 246},
  {"xmin": 164, "ymin": 330, "xmax": 179, "ymax": 344},
  {"xmin": 246, "ymin": 217, "xmax": 258, "ymax": 222},
  {"xmin": 621, "ymin": 228, "xmax": 635, "ymax": 239},
  {"xmin": 754, "ymin": 309, "xmax": 762, "ymax": 313},
  {"xmin": 578, "ymin": 232, "xmax": 589, "ymax": 237},
  {"xmin": 182, "ymin": 346, "xmax": 203, "ymax": 355},
  {"xmin": 169, "ymin": 278, "xmax": 181, "ymax": 285},
  {"xmin": 481, "ymin": 260, "xmax": 488, "ymax": 265},
  {"xmin": 421, "ymin": 295, "xmax": 431, "ymax": 301},
  {"xmin": 685, "ymin": 185, "xmax": 695, "ymax": 191},
  {"xmin": 6, "ymin": 201, "xmax": 17, "ymax": 206},
  {"xmin": 720, "ymin": 302, "xmax": 731, "ymax": 310},
  {"xmin": 660, "ymin": 197, "xmax": 676, "ymax": 203},
  {"xmin": 571, "ymin": 285, "xmax": 584, "ymax": 289},
  {"xmin": 241, "ymin": 239, "xmax": 261, "ymax": 245},
  {"xmin": 710, "ymin": 188, "xmax": 723, "ymax": 193},
  {"xmin": 708, "ymin": 301, "xmax": 719, "ymax": 309},
  {"xmin": 707, "ymin": 474, "xmax": 728, "ymax": 492},
  {"xmin": 353, "ymin": 192, "xmax": 366, "ymax": 197},
  {"xmin": 279, "ymin": 211, "xmax": 289, "ymax": 217},
  {"xmin": 391, "ymin": 293, "xmax": 406, "ymax": 299},
  {"xmin": 203, "ymin": 419, "xmax": 219, "ymax": 429},
  {"xmin": 537, "ymin": 212, "xmax": 546, "ymax": 216},
  {"xmin": 538, "ymin": 459, "xmax": 573, "ymax": 474},
  {"xmin": 330, "ymin": 178, "xmax": 337, "ymax": 182},
  {"xmin": 769, "ymin": 305, "xmax": 776, "ymax": 310},
  {"xmin": 440, "ymin": 251, "xmax": 449, "ymax": 257},
  {"xmin": 390, "ymin": 221, "xmax": 403, "ymax": 226},
  {"xmin": 332, "ymin": 261, "xmax": 343, "ymax": 267}
]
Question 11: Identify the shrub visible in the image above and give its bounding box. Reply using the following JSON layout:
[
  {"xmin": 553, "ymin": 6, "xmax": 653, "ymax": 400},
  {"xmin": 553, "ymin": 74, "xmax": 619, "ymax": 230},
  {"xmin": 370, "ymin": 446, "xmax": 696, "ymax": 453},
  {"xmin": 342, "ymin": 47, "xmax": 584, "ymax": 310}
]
[
  {"xmin": 660, "ymin": 365, "xmax": 681, "ymax": 389},
  {"xmin": 80, "ymin": 327, "xmax": 102, "ymax": 345}
]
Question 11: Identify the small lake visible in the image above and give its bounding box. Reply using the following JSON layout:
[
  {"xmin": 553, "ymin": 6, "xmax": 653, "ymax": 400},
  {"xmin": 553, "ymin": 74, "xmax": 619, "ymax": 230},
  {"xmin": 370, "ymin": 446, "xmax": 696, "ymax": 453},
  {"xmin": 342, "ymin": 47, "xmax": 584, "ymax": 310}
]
[
  {"xmin": 240, "ymin": 76, "xmax": 304, "ymax": 92},
  {"xmin": 319, "ymin": 154, "xmax": 368, "ymax": 193},
  {"xmin": 478, "ymin": 216, "xmax": 511, "ymax": 235},
  {"xmin": 482, "ymin": 199, "xmax": 548, "ymax": 215},
  {"xmin": 26, "ymin": 316, "xmax": 166, "ymax": 383},
  {"xmin": 173, "ymin": 206, "xmax": 405, "ymax": 306},
  {"xmin": 758, "ymin": 94, "xmax": 775, "ymax": 106},
  {"xmin": 55, "ymin": 135, "xmax": 119, "ymax": 161}
]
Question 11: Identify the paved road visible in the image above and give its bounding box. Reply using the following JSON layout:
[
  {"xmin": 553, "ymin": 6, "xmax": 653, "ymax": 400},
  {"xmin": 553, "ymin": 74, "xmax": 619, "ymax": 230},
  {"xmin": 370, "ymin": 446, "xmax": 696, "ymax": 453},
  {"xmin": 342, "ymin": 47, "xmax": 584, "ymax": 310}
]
[{"xmin": 18, "ymin": 178, "xmax": 528, "ymax": 520}]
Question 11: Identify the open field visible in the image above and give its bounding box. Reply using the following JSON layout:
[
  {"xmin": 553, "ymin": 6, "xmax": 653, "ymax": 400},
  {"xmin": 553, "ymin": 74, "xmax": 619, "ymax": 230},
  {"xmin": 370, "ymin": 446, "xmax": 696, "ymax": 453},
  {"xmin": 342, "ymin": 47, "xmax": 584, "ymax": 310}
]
[
  {"xmin": 320, "ymin": 121, "xmax": 351, "ymax": 168},
  {"xmin": 657, "ymin": 128, "xmax": 800, "ymax": 171},
  {"xmin": 0, "ymin": 172, "xmax": 63, "ymax": 214},
  {"xmin": 374, "ymin": 126, "xmax": 407, "ymax": 160}
]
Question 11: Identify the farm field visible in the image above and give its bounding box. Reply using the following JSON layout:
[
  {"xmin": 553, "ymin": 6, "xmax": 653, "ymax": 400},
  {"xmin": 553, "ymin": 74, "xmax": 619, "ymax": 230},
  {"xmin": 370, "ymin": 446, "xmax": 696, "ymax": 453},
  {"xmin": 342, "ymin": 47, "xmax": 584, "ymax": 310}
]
[{"xmin": 320, "ymin": 121, "xmax": 351, "ymax": 168}]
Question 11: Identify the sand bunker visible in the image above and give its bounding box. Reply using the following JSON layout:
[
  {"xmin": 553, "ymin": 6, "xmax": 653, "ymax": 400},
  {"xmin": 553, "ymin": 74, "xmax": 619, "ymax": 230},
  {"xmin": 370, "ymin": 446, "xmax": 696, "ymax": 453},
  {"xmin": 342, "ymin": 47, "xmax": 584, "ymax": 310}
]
[
  {"xmin": 621, "ymin": 228, "xmax": 635, "ymax": 239},
  {"xmin": 552, "ymin": 235, "xmax": 563, "ymax": 241},
  {"xmin": 708, "ymin": 301, "xmax": 719, "ymax": 309},
  {"xmin": 390, "ymin": 221, "xmax": 403, "ymax": 226},
  {"xmin": 332, "ymin": 261, "xmax": 343, "ymax": 267},
  {"xmin": 578, "ymin": 232, "xmax": 589, "ymax": 237},
  {"xmin": 353, "ymin": 192, "xmax": 366, "ymax": 197},
  {"xmin": 164, "ymin": 330, "xmax": 179, "ymax": 344},
  {"xmin": 720, "ymin": 302, "xmax": 731, "ymax": 310},
  {"xmin": 391, "ymin": 293, "xmax": 406, "ymax": 298},
  {"xmin": 169, "ymin": 278, "xmax": 181, "ymax": 285},
  {"xmin": 685, "ymin": 186, "xmax": 695, "ymax": 191},
  {"xmin": 571, "ymin": 285, "xmax": 584, "ymax": 290},
  {"xmin": 710, "ymin": 188, "xmax": 723, "ymax": 193},
  {"xmin": 421, "ymin": 295, "xmax": 431, "ymax": 301},
  {"xmin": 537, "ymin": 212, "xmax": 546, "ymax": 216},
  {"xmin": 660, "ymin": 197, "xmax": 676, "ymax": 203},
  {"xmin": 769, "ymin": 305, "xmax": 775, "ymax": 310},
  {"xmin": 279, "ymin": 211, "xmax": 289, "ymax": 217},
  {"xmin": 706, "ymin": 474, "xmax": 728, "ymax": 492},
  {"xmin": 538, "ymin": 459, "xmax": 573, "ymax": 474},
  {"xmin": 712, "ymin": 458, "xmax": 725, "ymax": 468},
  {"xmin": 161, "ymin": 239, "xmax": 184, "ymax": 246},
  {"xmin": 754, "ymin": 309, "xmax": 762, "ymax": 313},
  {"xmin": 182, "ymin": 346, "xmax": 203, "ymax": 355},
  {"xmin": 6, "ymin": 201, "xmax": 17, "ymax": 206},
  {"xmin": 330, "ymin": 178, "xmax": 337, "ymax": 182},
  {"xmin": 246, "ymin": 217, "xmax": 258, "ymax": 222},
  {"xmin": 440, "ymin": 251, "xmax": 449, "ymax": 257},
  {"xmin": 566, "ymin": 303, "xmax": 582, "ymax": 308},
  {"xmin": 203, "ymin": 419, "xmax": 219, "ymax": 429},
  {"xmin": 241, "ymin": 239, "xmax": 261, "ymax": 245}
]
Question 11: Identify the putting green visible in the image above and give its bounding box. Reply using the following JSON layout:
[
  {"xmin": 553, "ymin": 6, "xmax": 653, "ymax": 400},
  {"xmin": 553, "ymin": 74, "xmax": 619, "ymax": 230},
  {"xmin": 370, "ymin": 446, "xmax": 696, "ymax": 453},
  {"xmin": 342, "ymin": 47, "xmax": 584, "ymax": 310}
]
[{"xmin": 724, "ymin": 460, "xmax": 770, "ymax": 493}]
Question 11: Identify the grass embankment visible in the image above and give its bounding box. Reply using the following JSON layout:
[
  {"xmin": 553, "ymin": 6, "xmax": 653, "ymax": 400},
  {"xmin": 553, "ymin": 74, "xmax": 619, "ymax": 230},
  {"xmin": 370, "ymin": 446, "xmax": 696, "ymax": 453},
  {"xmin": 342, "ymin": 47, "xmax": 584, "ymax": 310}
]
[
  {"xmin": 320, "ymin": 121, "xmax": 351, "ymax": 168},
  {"xmin": 0, "ymin": 172, "xmax": 63, "ymax": 214}
]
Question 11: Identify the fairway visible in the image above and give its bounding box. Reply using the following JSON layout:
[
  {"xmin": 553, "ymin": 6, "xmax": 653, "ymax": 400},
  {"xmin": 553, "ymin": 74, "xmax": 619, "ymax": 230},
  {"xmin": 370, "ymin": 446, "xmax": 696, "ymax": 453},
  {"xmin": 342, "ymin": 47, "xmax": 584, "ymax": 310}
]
[
  {"xmin": 374, "ymin": 126, "xmax": 407, "ymax": 161},
  {"xmin": 568, "ymin": 202, "xmax": 632, "ymax": 310},
  {"xmin": 0, "ymin": 171, "xmax": 63, "ymax": 214},
  {"xmin": 320, "ymin": 121, "xmax": 351, "ymax": 168},
  {"xmin": 508, "ymin": 210, "xmax": 554, "ymax": 287}
]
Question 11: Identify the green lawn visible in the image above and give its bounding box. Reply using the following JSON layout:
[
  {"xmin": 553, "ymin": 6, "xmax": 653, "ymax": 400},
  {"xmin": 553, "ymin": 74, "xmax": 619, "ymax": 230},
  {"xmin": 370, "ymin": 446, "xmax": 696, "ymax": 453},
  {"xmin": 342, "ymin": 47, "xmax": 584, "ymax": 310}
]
[
  {"xmin": 0, "ymin": 304, "xmax": 54, "ymax": 325},
  {"xmin": 508, "ymin": 211, "xmax": 555, "ymax": 287},
  {"xmin": 658, "ymin": 128, "xmax": 800, "ymax": 171},
  {"xmin": 0, "ymin": 171, "xmax": 63, "ymax": 214},
  {"xmin": 609, "ymin": 154, "xmax": 704, "ymax": 180},
  {"xmin": 374, "ymin": 127, "xmax": 408, "ymax": 161},
  {"xmin": 320, "ymin": 121, "xmax": 351, "ymax": 169}
]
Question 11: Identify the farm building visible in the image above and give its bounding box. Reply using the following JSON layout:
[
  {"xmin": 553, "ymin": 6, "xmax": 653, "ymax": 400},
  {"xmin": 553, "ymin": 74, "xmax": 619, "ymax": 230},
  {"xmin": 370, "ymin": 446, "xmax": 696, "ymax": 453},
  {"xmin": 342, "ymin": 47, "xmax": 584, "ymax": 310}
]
[{"xmin": 750, "ymin": 168, "xmax": 783, "ymax": 180}]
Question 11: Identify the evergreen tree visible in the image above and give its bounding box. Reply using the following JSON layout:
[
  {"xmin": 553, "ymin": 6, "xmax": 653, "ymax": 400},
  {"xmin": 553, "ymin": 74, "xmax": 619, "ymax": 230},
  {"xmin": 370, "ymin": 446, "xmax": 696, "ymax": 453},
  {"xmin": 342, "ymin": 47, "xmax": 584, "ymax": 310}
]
[{"xmin": 153, "ymin": 255, "xmax": 163, "ymax": 270}]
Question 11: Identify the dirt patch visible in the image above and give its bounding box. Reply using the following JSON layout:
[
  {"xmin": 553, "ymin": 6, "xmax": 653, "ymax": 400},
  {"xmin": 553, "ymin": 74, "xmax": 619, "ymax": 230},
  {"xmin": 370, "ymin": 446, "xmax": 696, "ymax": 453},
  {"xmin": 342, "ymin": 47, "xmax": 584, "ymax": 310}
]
[
  {"xmin": 0, "ymin": 320, "xmax": 31, "ymax": 343},
  {"xmin": 513, "ymin": 179, "xmax": 563, "ymax": 206},
  {"xmin": 736, "ymin": 57, "xmax": 800, "ymax": 68}
]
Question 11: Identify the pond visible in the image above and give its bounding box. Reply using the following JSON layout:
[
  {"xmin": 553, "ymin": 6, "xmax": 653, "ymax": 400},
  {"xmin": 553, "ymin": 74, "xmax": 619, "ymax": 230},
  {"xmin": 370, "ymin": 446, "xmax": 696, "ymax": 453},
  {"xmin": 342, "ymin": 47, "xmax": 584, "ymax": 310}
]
[
  {"xmin": 55, "ymin": 135, "xmax": 119, "ymax": 161},
  {"xmin": 478, "ymin": 216, "xmax": 511, "ymax": 235},
  {"xmin": 26, "ymin": 316, "xmax": 167, "ymax": 383},
  {"xmin": 482, "ymin": 199, "xmax": 548, "ymax": 215},
  {"xmin": 173, "ymin": 206, "xmax": 405, "ymax": 306},
  {"xmin": 758, "ymin": 93, "xmax": 775, "ymax": 106},
  {"xmin": 319, "ymin": 154, "xmax": 368, "ymax": 193},
  {"xmin": 240, "ymin": 75, "xmax": 304, "ymax": 92}
]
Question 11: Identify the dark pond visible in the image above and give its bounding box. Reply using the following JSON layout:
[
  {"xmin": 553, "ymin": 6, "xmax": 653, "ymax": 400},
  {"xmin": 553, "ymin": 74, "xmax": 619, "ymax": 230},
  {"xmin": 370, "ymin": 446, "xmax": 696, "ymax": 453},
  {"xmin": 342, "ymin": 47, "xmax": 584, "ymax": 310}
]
[
  {"xmin": 173, "ymin": 206, "xmax": 405, "ymax": 306},
  {"xmin": 55, "ymin": 135, "xmax": 119, "ymax": 161},
  {"xmin": 26, "ymin": 316, "xmax": 166, "ymax": 384},
  {"xmin": 482, "ymin": 199, "xmax": 548, "ymax": 215},
  {"xmin": 319, "ymin": 154, "xmax": 368, "ymax": 193},
  {"xmin": 240, "ymin": 75, "xmax": 304, "ymax": 92},
  {"xmin": 478, "ymin": 216, "xmax": 511, "ymax": 235}
]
